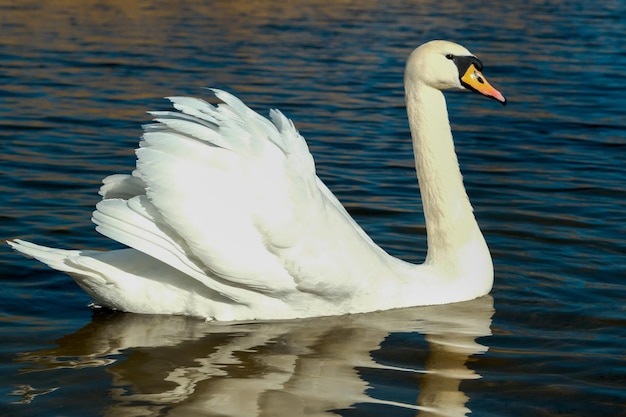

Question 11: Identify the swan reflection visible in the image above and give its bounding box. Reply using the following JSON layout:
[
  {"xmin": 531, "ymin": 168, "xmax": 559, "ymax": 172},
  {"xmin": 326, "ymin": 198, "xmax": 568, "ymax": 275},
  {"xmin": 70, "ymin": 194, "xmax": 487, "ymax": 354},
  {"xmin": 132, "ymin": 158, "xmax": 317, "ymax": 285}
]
[{"xmin": 15, "ymin": 296, "xmax": 493, "ymax": 416}]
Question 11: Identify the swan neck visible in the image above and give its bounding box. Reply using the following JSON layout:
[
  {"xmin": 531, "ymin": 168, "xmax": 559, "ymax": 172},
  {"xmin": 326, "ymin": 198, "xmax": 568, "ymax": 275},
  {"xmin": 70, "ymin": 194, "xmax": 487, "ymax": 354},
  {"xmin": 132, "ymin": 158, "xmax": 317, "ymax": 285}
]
[{"xmin": 405, "ymin": 81, "xmax": 485, "ymax": 263}]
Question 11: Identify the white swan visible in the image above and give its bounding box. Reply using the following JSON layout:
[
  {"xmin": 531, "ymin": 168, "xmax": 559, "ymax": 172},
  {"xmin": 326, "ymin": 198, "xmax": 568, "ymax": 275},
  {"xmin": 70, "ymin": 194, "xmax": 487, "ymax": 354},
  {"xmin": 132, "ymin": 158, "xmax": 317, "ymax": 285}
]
[{"xmin": 9, "ymin": 40, "xmax": 506, "ymax": 321}]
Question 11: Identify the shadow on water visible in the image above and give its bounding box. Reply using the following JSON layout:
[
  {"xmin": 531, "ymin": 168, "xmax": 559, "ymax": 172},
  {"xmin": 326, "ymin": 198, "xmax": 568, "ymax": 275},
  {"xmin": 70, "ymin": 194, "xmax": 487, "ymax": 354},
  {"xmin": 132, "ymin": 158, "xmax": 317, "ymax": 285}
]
[{"xmin": 9, "ymin": 297, "xmax": 493, "ymax": 417}]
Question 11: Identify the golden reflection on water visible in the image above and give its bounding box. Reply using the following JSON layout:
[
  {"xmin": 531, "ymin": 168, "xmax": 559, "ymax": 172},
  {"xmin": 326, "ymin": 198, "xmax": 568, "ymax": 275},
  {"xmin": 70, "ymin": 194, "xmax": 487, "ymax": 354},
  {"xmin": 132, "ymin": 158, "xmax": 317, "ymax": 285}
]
[
  {"xmin": 14, "ymin": 296, "xmax": 493, "ymax": 416},
  {"xmin": 2, "ymin": 0, "xmax": 385, "ymax": 45}
]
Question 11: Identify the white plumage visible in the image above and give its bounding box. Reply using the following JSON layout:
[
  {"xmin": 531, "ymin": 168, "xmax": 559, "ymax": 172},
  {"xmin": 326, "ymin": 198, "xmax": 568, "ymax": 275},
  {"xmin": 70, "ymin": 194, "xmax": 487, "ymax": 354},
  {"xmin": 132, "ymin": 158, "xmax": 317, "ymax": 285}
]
[{"xmin": 9, "ymin": 41, "xmax": 505, "ymax": 321}]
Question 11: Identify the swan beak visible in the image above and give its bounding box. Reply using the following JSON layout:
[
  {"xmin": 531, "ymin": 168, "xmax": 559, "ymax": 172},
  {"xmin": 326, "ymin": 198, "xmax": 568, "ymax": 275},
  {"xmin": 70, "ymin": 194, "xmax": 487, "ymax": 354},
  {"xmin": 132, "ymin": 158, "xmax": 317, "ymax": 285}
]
[{"xmin": 461, "ymin": 64, "xmax": 507, "ymax": 105}]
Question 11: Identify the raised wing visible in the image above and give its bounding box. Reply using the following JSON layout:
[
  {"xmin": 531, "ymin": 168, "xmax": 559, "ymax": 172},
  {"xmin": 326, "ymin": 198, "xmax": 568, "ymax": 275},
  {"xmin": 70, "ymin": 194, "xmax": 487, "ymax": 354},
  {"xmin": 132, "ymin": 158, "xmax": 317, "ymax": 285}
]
[{"xmin": 92, "ymin": 90, "xmax": 393, "ymax": 314}]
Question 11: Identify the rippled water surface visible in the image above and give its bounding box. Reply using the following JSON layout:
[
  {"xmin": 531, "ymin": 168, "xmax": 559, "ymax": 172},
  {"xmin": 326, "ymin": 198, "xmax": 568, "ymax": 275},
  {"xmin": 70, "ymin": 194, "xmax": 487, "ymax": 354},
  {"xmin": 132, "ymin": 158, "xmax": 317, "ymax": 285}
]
[{"xmin": 1, "ymin": 0, "xmax": 625, "ymax": 416}]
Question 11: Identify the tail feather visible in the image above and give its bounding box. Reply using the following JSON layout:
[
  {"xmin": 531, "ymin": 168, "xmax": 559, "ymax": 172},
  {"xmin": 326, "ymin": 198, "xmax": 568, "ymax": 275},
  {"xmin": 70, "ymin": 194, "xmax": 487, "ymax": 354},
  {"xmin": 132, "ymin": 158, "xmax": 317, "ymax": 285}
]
[
  {"xmin": 7, "ymin": 239, "xmax": 251, "ymax": 318},
  {"xmin": 8, "ymin": 239, "xmax": 84, "ymax": 273}
]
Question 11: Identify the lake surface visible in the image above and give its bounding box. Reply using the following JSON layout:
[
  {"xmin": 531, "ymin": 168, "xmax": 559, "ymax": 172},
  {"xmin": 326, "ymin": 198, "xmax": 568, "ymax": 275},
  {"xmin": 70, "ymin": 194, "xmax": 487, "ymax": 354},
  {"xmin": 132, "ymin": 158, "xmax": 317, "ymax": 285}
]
[{"xmin": 1, "ymin": 0, "xmax": 625, "ymax": 416}]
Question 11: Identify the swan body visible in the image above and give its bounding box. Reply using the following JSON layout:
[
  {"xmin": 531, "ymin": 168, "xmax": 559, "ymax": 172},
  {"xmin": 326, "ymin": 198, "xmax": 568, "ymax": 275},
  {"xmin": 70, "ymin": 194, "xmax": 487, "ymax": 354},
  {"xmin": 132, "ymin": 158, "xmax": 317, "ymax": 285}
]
[{"xmin": 9, "ymin": 40, "xmax": 506, "ymax": 321}]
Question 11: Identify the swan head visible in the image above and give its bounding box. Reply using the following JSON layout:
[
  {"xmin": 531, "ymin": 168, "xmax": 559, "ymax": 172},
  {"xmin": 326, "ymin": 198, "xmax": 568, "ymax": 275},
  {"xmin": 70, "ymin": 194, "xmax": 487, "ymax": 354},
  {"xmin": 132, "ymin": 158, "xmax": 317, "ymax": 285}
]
[{"xmin": 406, "ymin": 40, "xmax": 506, "ymax": 105}]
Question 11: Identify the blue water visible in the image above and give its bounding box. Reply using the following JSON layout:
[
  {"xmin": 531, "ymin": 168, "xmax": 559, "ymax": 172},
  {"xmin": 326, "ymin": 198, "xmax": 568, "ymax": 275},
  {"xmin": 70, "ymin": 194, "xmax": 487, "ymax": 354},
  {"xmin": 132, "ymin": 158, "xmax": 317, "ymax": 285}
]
[{"xmin": 1, "ymin": 0, "xmax": 625, "ymax": 416}]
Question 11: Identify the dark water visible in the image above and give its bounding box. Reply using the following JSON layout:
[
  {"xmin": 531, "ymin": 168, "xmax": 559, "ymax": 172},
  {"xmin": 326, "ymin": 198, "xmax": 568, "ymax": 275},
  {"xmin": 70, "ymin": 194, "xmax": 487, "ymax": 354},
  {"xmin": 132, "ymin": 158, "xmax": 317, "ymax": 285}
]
[{"xmin": 1, "ymin": 0, "xmax": 625, "ymax": 416}]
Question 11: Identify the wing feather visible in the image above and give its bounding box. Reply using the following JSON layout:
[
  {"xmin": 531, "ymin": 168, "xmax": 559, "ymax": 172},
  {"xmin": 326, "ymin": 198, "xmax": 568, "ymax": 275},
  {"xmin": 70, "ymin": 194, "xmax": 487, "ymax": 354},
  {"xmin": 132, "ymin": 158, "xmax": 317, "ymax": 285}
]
[
  {"xmin": 98, "ymin": 90, "xmax": 387, "ymax": 307},
  {"xmin": 135, "ymin": 92, "xmax": 310, "ymax": 292}
]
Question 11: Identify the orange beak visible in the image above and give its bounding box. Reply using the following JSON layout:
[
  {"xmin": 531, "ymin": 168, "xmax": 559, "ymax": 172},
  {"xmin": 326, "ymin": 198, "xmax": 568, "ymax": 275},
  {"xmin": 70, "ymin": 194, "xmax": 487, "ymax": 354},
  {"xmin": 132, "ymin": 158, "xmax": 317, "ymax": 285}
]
[{"xmin": 461, "ymin": 64, "xmax": 506, "ymax": 105}]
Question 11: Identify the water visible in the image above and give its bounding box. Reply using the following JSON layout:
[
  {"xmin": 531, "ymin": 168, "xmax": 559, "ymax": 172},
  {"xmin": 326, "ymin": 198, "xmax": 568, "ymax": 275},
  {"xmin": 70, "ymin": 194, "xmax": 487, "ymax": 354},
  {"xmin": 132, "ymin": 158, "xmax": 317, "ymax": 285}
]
[{"xmin": 1, "ymin": 0, "xmax": 625, "ymax": 415}]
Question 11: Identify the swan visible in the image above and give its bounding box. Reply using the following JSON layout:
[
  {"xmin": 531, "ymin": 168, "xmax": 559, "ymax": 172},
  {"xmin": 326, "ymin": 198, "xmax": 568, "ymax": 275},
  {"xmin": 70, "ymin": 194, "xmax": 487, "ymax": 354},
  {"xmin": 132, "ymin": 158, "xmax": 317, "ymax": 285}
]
[{"xmin": 8, "ymin": 40, "xmax": 506, "ymax": 321}]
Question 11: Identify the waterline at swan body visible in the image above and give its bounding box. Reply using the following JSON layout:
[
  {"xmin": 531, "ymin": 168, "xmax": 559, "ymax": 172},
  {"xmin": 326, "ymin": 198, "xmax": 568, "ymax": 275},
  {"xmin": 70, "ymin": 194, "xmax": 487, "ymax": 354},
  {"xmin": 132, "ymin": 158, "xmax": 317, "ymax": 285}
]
[{"xmin": 9, "ymin": 40, "xmax": 506, "ymax": 321}]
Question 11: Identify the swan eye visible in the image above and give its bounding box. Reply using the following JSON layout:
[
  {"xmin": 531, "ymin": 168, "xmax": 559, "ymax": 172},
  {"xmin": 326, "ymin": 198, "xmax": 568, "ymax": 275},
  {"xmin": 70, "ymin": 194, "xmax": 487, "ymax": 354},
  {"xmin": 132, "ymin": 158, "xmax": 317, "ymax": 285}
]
[
  {"xmin": 468, "ymin": 70, "xmax": 485, "ymax": 84},
  {"xmin": 445, "ymin": 54, "xmax": 454, "ymax": 60}
]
